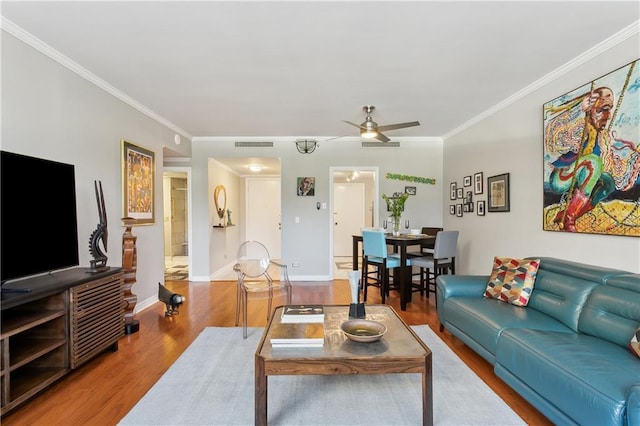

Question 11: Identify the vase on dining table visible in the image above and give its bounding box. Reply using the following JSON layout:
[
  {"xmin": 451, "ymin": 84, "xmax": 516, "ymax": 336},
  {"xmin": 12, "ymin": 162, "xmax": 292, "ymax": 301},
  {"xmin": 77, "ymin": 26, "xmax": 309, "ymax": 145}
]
[{"xmin": 392, "ymin": 217, "xmax": 401, "ymax": 236}]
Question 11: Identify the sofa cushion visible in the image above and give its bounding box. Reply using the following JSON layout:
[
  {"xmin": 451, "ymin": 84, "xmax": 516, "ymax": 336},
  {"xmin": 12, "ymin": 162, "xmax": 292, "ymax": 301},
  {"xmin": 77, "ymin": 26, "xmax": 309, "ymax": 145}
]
[
  {"xmin": 484, "ymin": 257, "xmax": 540, "ymax": 306},
  {"xmin": 496, "ymin": 329, "xmax": 638, "ymax": 426},
  {"xmin": 441, "ymin": 297, "xmax": 572, "ymax": 361},
  {"xmin": 578, "ymin": 283, "xmax": 640, "ymax": 348}
]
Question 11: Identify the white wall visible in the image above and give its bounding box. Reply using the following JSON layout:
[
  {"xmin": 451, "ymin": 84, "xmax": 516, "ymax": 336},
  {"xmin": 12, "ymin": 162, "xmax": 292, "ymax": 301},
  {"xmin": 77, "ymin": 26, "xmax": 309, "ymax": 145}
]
[
  {"xmin": 187, "ymin": 138, "xmax": 444, "ymax": 280},
  {"xmin": 1, "ymin": 32, "xmax": 190, "ymax": 309},
  {"xmin": 443, "ymin": 36, "xmax": 640, "ymax": 275}
]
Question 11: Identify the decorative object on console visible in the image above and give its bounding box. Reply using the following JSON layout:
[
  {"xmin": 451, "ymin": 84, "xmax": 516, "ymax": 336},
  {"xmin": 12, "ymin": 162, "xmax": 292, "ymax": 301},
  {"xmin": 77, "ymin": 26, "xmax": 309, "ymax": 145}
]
[
  {"xmin": 487, "ymin": 173, "xmax": 510, "ymax": 212},
  {"xmin": 213, "ymin": 184, "xmax": 226, "ymax": 225},
  {"xmin": 158, "ymin": 282, "xmax": 185, "ymax": 317},
  {"xmin": 484, "ymin": 257, "xmax": 540, "ymax": 306},
  {"xmin": 382, "ymin": 192, "xmax": 409, "ymax": 236},
  {"xmin": 121, "ymin": 139, "xmax": 155, "ymax": 225},
  {"xmin": 88, "ymin": 180, "xmax": 109, "ymax": 273},
  {"xmin": 121, "ymin": 217, "xmax": 139, "ymax": 334},
  {"xmin": 542, "ymin": 59, "xmax": 639, "ymax": 236}
]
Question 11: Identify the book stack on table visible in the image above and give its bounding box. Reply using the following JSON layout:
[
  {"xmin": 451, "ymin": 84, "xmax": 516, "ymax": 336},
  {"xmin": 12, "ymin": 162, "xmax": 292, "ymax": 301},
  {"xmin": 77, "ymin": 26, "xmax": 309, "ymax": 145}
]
[
  {"xmin": 271, "ymin": 305, "xmax": 325, "ymax": 348},
  {"xmin": 280, "ymin": 305, "xmax": 324, "ymax": 323}
]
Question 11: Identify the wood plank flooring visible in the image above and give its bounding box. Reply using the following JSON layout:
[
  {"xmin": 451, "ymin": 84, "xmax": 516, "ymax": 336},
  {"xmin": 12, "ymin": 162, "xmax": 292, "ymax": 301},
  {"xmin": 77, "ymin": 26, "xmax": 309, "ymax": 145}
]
[{"xmin": 2, "ymin": 279, "xmax": 552, "ymax": 425}]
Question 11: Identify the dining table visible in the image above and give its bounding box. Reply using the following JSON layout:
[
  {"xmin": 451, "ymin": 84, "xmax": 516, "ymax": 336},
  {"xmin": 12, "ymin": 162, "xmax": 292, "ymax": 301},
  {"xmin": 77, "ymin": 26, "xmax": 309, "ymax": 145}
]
[{"xmin": 352, "ymin": 233, "xmax": 436, "ymax": 311}]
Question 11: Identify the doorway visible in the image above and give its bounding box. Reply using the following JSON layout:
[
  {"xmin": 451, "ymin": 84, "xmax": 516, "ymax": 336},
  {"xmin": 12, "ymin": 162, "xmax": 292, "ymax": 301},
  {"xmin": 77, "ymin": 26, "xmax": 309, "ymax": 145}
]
[
  {"xmin": 330, "ymin": 167, "xmax": 378, "ymax": 278},
  {"xmin": 163, "ymin": 168, "xmax": 191, "ymax": 280}
]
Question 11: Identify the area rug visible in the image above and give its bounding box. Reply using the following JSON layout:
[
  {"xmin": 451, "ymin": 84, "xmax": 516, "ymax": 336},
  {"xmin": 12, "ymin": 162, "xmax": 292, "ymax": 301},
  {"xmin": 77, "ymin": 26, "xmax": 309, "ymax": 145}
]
[{"xmin": 119, "ymin": 326, "xmax": 525, "ymax": 425}]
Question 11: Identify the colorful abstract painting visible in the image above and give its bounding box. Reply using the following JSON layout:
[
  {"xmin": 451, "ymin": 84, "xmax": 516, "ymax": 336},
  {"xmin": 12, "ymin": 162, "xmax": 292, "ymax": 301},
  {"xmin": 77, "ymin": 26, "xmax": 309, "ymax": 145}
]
[{"xmin": 543, "ymin": 59, "xmax": 640, "ymax": 236}]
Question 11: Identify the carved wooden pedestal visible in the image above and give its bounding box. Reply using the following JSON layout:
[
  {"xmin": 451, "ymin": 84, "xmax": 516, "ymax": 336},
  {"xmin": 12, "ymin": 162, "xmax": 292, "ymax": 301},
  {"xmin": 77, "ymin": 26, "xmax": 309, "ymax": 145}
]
[{"xmin": 121, "ymin": 217, "xmax": 140, "ymax": 334}]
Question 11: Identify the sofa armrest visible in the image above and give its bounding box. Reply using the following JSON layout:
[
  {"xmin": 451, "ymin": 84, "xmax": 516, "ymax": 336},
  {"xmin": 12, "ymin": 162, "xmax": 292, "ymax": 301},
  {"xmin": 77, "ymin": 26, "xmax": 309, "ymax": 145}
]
[{"xmin": 436, "ymin": 275, "xmax": 489, "ymax": 299}]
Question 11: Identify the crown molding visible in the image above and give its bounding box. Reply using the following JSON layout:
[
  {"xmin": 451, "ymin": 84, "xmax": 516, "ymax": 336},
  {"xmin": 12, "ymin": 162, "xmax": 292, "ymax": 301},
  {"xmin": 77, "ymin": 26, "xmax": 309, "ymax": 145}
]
[
  {"xmin": 1, "ymin": 17, "xmax": 192, "ymax": 140},
  {"xmin": 443, "ymin": 20, "xmax": 640, "ymax": 140}
]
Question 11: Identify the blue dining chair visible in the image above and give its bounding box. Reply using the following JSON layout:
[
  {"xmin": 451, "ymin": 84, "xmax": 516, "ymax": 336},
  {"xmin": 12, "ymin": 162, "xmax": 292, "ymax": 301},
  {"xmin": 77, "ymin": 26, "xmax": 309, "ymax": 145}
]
[{"xmin": 361, "ymin": 229, "xmax": 412, "ymax": 304}]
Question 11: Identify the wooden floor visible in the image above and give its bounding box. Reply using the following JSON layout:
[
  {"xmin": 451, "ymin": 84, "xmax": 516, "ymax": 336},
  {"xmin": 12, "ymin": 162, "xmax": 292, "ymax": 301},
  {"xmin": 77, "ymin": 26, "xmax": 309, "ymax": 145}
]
[{"xmin": 2, "ymin": 279, "xmax": 552, "ymax": 426}]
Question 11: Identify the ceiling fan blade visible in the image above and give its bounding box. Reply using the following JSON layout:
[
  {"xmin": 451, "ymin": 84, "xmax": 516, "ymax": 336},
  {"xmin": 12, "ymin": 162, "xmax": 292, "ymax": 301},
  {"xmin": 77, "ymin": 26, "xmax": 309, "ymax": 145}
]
[
  {"xmin": 377, "ymin": 121, "xmax": 420, "ymax": 132},
  {"xmin": 374, "ymin": 132, "xmax": 390, "ymax": 143},
  {"xmin": 343, "ymin": 120, "xmax": 365, "ymax": 130}
]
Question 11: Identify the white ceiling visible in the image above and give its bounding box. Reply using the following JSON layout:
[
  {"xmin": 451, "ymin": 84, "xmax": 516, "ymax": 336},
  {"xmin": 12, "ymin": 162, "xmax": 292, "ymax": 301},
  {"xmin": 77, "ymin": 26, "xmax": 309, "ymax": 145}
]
[{"xmin": 3, "ymin": 1, "xmax": 638, "ymax": 146}]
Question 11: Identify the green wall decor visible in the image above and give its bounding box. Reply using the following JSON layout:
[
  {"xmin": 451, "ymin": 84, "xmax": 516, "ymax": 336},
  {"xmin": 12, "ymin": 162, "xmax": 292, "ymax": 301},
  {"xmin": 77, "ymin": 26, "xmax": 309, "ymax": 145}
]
[{"xmin": 385, "ymin": 173, "xmax": 436, "ymax": 185}]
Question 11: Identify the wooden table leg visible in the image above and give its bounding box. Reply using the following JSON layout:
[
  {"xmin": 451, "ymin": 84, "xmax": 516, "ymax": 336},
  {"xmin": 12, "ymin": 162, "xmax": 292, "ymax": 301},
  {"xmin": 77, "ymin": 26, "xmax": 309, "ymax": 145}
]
[
  {"xmin": 400, "ymin": 243, "xmax": 409, "ymax": 310},
  {"xmin": 255, "ymin": 355, "xmax": 267, "ymax": 426},
  {"xmin": 423, "ymin": 354, "xmax": 433, "ymax": 426}
]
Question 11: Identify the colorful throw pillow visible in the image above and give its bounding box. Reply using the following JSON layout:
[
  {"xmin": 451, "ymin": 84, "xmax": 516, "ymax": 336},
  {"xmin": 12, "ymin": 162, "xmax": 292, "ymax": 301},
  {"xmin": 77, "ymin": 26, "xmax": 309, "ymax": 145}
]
[
  {"xmin": 631, "ymin": 326, "xmax": 640, "ymax": 359},
  {"xmin": 484, "ymin": 257, "xmax": 540, "ymax": 306}
]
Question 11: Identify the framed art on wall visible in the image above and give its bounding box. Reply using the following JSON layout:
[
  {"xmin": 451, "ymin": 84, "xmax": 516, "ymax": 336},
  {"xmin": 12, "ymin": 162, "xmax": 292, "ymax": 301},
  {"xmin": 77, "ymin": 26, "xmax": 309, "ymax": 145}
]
[
  {"xmin": 450, "ymin": 205, "xmax": 455, "ymax": 215},
  {"xmin": 542, "ymin": 59, "xmax": 639, "ymax": 236},
  {"xmin": 457, "ymin": 188, "xmax": 463, "ymax": 199},
  {"xmin": 405, "ymin": 186, "xmax": 417, "ymax": 195},
  {"xmin": 477, "ymin": 200, "xmax": 485, "ymax": 216},
  {"xmin": 456, "ymin": 204, "xmax": 463, "ymax": 217},
  {"xmin": 297, "ymin": 177, "xmax": 315, "ymax": 196},
  {"xmin": 474, "ymin": 172, "xmax": 483, "ymax": 195},
  {"xmin": 122, "ymin": 139, "xmax": 155, "ymax": 225},
  {"xmin": 450, "ymin": 182, "xmax": 457, "ymax": 200},
  {"xmin": 487, "ymin": 173, "xmax": 510, "ymax": 212},
  {"xmin": 463, "ymin": 176, "xmax": 471, "ymax": 187}
]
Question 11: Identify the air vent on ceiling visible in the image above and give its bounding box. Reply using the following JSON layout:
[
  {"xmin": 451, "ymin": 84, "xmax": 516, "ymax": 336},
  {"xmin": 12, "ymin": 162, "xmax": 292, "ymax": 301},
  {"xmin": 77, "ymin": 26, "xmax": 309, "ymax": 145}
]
[
  {"xmin": 234, "ymin": 141, "xmax": 273, "ymax": 148},
  {"xmin": 361, "ymin": 141, "xmax": 400, "ymax": 148}
]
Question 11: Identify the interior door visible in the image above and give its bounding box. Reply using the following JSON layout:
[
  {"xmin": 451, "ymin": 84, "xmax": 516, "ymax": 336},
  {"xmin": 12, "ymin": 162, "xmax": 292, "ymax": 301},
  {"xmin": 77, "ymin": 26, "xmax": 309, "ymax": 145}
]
[
  {"xmin": 246, "ymin": 178, "xmax": 281, "ymax": 258},
  {"xmin": 334, "ymin": 183, "xmax": 365, "ymax": 257}
]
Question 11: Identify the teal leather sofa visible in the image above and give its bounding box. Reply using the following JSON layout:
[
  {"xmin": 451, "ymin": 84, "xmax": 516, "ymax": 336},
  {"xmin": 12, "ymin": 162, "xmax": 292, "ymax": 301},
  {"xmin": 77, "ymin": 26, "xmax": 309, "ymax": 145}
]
[{"xmin": 436, "ymin": 257, "xmax": 640, "ymax": 425}]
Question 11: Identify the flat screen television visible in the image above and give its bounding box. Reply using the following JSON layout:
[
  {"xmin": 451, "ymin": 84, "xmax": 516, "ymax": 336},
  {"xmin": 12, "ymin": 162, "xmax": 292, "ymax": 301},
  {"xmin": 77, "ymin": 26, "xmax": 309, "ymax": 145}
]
[{"xmin": 1, "ymin": 150, "xmax": 80, "ymax": 284}]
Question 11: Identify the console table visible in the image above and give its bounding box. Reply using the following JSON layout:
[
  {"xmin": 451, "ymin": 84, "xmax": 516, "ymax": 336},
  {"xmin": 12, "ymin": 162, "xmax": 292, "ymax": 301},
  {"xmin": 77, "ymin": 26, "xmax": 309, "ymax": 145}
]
[{"xmin": 0, "ymin": 267, "xmax": 123, "ymax": 416}]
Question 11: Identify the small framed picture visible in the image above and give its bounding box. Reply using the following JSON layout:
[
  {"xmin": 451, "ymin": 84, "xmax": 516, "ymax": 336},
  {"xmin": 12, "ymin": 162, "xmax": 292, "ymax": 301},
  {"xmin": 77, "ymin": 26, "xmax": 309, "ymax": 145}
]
[
  {"xmin": 456, "ymin": 204, "xmax": 463, "ymax": 217},
  {"xmin": 474, "ymin": 172, "xmax": 483, "ymax": 195},
  {"xmin": 477, "ymin": 200, "xmax": 486, "ymax": 216},
  {"xmin": 457, "ymin": 188, "xmax": 463, "ymax": 199},
  {"xmin": 450, "ymin": 182, "xmax": 457, "ymax": 200},
  {"xmin": 467, "ymin": 191, "xmax": 473, "ymax": 202},
  {"xmin": 463, "ymin": 204, "xmax": 469, "ymax": 213},
  {"xmin": 487, "ymin": 173, "xmax": 510, "ymax": 212},
  {"xmin": 449, "ymin": 205, "xmax": 455, "ymax": 215},
  {"xmin": 467, "ymin": 202, "xmax": 474, "ymax": 212},
  {"xmin": 405, "ymin": 186, "xmax": 416, "ymax": 195},
  {"xmin": 297, "ymin": 177, "xmax": 315, "ymax": 196},
  {"xmin": 463, "ymin": 176, "xmax": 471, "ymax": 187}
]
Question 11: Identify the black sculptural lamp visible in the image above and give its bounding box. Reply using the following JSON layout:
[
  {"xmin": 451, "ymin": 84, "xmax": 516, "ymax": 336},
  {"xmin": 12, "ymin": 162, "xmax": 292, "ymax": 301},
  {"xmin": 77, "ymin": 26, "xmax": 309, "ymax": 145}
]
[{"xmin": 88, "ymin": 180, "xmax": 109, "ymax": 273}]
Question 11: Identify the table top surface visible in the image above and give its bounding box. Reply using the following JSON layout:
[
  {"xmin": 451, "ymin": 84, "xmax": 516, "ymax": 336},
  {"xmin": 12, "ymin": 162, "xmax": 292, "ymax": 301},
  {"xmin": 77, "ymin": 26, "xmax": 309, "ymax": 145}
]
[{"xmin": 256, "ymin": 304, "xmax": 431, "ymax": 360}]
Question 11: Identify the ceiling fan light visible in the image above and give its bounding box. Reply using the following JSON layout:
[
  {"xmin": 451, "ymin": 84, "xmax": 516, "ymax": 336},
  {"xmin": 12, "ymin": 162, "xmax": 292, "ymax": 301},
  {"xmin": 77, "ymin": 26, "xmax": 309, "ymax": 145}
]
[
  {"xmin": 361, "ymin": 130, "xmax": 378, "ymax": 138},
  {"xmin": 248, "ymin": 164, "xmax": 263, "ymax": 172}
]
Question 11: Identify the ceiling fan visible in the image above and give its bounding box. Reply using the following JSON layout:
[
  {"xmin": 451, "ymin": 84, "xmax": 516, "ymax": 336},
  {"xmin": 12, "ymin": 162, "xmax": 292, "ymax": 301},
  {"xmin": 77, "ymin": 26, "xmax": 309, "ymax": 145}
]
[{"xmin": 343, "ymin": 105, "xmax": 420, "ymax": 143}]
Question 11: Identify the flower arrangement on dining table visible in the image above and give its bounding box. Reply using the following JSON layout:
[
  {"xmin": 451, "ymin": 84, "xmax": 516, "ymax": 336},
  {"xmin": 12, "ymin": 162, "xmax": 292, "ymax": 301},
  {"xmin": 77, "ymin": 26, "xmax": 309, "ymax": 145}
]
[{"xmin": 382, "ymin": 192, "xmax": 409, "ymax": 235}]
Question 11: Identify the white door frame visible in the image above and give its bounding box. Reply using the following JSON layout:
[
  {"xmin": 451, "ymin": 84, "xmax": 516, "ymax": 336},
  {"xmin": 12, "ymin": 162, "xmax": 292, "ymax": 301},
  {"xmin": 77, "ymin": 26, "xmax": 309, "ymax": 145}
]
[
  {"xmin": 328, "ymin": 166, "xmax": 379, "ymax": 279},
  {"xmin": 162, "ymin": 166, "xmax": 193, "ymax": 280}
]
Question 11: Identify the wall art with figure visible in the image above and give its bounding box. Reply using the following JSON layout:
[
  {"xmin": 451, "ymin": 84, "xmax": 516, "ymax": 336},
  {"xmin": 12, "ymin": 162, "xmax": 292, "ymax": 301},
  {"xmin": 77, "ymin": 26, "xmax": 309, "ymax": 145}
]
[{"xmin": 542, "ymin": 59, "xmax": 640, "ymax": 236}]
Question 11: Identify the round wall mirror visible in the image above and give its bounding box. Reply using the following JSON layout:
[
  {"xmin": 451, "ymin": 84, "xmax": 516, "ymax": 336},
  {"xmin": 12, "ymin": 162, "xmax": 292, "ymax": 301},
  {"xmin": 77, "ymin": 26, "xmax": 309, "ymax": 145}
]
[{"xmin": 214, "ymin": 185, "xmax": 227, "ymax": 219}]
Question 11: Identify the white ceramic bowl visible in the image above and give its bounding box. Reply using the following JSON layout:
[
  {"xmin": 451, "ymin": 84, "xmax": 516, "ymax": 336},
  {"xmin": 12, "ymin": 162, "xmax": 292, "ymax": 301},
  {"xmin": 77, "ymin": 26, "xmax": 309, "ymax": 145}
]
[{"xmin": 341, "ymin": 319, "xmax": 387, "ymax": 343}]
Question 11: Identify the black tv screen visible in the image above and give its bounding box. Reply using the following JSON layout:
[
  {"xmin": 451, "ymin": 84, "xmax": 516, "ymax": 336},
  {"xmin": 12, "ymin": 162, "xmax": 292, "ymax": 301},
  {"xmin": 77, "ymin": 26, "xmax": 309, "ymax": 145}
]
[{"xmin": 1, "ymin": 151, "xmax": 80, "ymax": 283}]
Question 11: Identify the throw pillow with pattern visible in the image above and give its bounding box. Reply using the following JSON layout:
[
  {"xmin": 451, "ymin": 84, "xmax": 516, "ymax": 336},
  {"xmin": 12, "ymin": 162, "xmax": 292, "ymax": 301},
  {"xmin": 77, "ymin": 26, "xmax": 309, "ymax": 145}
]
[
  {"xmin": 484, "ymin": 257, "xmax": 540, "ymax": 306},
  {"xmin": 631, "ymin": 326, "xmax": 640, "ymax": 359}
]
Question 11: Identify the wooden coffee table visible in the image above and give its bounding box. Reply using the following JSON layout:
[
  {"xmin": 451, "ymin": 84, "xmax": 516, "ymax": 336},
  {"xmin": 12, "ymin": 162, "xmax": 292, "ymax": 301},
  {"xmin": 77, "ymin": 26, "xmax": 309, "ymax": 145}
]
[{"xmin": 255, "ymin": 304, "xmax": 433, "ymax": 425}]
